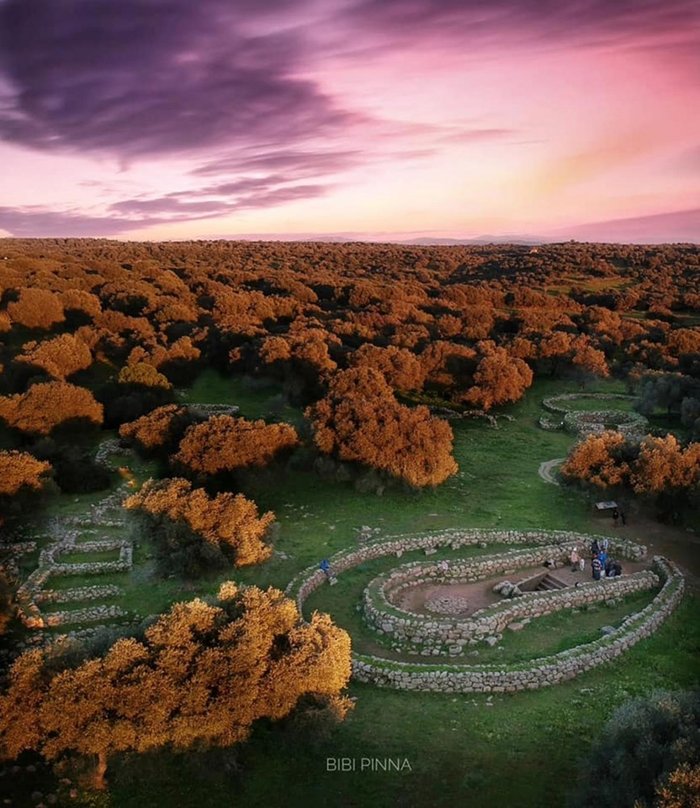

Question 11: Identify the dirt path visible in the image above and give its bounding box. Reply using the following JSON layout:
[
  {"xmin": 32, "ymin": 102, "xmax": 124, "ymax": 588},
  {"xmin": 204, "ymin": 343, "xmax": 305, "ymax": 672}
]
[
  {"xmin": 395, "ymin": 559, "xmax": 653, "ymax": 617},
  {"xmin": 538, "ymin": 458, "xmax": 565, "ymax": 486}
]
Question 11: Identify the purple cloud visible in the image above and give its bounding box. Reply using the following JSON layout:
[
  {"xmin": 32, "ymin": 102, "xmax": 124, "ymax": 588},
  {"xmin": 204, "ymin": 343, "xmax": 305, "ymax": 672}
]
[
  {"xmin": 0, "ymin": 0, "xmax": 352, "ymax": 158},
  {"xmin": 340, "ymin": 0, "xmax": 700, "ymax": 51},
  {"xmin": 0, "ymin": 206, "xmax": 157, "ymax": 237},
  {"xmin": 0, "ymin": 179, "xmax": 333, "ymax": 237},
  {"xmin": 553, "ymin": 208, "xmax": 700, "ymax": 244},
  {"xmin": 190, "ymin": 149, "xmax": 361, "ymax": 179}
]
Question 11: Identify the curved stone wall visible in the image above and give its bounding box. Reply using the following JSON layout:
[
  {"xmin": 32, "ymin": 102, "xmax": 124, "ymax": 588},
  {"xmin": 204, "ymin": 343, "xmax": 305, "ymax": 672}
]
[
  {"xmin": 542, "ymin": 392, "xmax": 636, "ymax": 414},
  {"xmin": 364, "ymin": 568, "xmax": 659, "ymax": 655},
  {"xmin": 562, "ymin": 409, "xmax": 648, "ymax": 438},
  {"xmin": 286, "ymin": 529, "xmax": 684, "ymax": 693},
  {"xmin": 539, "ymin": 393, "xmax": 648, "ymax": 439},
  {"xmin": 351, "ymin": 558, "xmax": 683, "ymax": 693}
]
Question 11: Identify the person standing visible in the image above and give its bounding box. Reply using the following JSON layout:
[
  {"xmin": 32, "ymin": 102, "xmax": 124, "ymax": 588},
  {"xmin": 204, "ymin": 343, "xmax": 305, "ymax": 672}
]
[
  {"xmin": 599, "ymin": 548, "xmax": 608, "ymax": 574},
  {"xmin": 612, "ymin": 507, "xmax": 619, "ymax": 527},
  {"xmin": 592, "ymin": 555, "xmax": 602, "ymax": 581},
  {"xmin": 570, "ymin": 547, "xmax": 581, "ymax": 572}
]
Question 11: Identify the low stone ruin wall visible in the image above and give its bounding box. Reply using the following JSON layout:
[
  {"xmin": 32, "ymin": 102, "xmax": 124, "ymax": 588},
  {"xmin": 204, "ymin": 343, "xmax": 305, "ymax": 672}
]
[
  {"xmin": 351, "ymin": 557, "xmax": 683, "ymax": 693},
  {"xmin": 286, "ymin": 528, "xmax": 647, "ymax": 611},
  {"xmin": 542, "ymin": 393, "xmax": 636, "ymax": 415},
  {"xmin": 562, "ymin": 409, "xmax": 648, "ymax": 438},
  {"xmin": 285, "ymin": 529, "xmax": 683, "ymax": 693},
  {"xmin": 363, "ymin": 568, "xmax": 659, "ymax": 655}
]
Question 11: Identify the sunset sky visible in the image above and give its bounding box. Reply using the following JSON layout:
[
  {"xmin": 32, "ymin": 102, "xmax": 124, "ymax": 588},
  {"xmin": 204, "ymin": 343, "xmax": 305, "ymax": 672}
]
[{"xmin": 0, "ymin": 0, "xmax": 698, "ymax": 242}]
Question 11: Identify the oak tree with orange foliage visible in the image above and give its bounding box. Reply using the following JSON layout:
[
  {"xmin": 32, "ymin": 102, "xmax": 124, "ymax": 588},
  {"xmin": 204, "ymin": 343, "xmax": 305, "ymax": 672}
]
[
  {"xmin": 125, "ymin": 477, "xmax": 275, "ymax": 568},
  {"xmin": 6, "ymin": 288, "xmax": 64, "ymax": 330},
  {"xmin": 16, "ymin": 334, "xmax": 92, "ymax": 380},
  {"xmin": 0, "ymin": 451, "xmax": 52, "ymax": 497},
  {"xmin": 632, "ymin": 435, "xmax": 700, "ymax": 495},
  {"xmin": 560, "ymin": 431, "xmax": 633, "ymax": 489},
  {"xmin": 0, "ymin": 382, "xmax": 103, "ymax": 435},
  {"xmin": 119, "ymin": 404, "xmax": 193, "ymax": 453},
  {"xmin": 655, "ymin": 764, "xmax": 700, "ymax": 808},
  {"xmin": 306, "ymin": 367, "xmax": 458, "ymax": 488},
  {"xmin": 118, "ymin": 362, "xmax": 172, "ymax": 389},
  {"xmin": 0, "ymin": 582, "xmax": 351, "ymax": 790},
  {"xmin": 173, "ymin": 414, "xmax": 300, "ymax": 477},
  {"xmin": 462, "ymin": 343, "xmax": 533, "ymax": 411},
  {"xmin": 348, "ymin": 344, "xmax": 426, "ymax": 392}
]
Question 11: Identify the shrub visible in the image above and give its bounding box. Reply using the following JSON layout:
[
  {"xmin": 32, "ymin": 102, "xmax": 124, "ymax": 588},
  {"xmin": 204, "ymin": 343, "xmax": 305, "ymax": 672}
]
[{"xmin": 569, "ymin": 690, "xmax": 700, "ymax": 808}]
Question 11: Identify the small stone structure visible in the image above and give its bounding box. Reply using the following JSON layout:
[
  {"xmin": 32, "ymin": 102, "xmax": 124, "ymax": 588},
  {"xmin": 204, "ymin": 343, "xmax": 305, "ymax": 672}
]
[
  {"xmin": 15, "ymin": 440, "xmax": 134, "ymax": 637},
  {"xmin": 285, "ymin": 528, "xmax": 684, "ymax": 693},
  {"xmin": 539, "ymin": 393, "xmax": 648, "ymax": 438}
]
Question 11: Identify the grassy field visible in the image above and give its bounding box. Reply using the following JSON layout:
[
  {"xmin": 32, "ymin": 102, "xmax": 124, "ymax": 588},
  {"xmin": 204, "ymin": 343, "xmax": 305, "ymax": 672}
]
[
  {"xmin": 5, "ymin": 369, "xmax": 699, "ymax": 808},
  {"xmin": 303, "ymin": 546, "xmax": 659, "ymax": 664}
]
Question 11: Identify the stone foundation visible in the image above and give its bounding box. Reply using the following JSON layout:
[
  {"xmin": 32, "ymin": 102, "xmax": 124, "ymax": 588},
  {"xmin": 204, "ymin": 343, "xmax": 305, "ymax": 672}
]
[{"xmin": 285, "ymin": 529, "xmax": 683, "ymax": 693}]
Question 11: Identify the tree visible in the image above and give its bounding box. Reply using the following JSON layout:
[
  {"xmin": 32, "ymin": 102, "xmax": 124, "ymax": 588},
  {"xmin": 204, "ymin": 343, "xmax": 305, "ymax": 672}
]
[
  {"xmin": 16, "ymin": 334, "xmax": 93, "ymax": 380},
  {"xmin": 462, "ymin": 344, "xmax": 533, "ymax": 410},
  {"xmin": 560, "ymin": 431, "xmax": 634, "ymax": 489},
  {"xmin": 569, "ymin": 691, "xmax": 700, "ymax": 808},
  {"xmin": 0, "ymin": 583, "xmax": 352, "ymax": 790},
  {"xmin": 119, "ymin": 404, "xmax": 194, "ymax": 454},
  {"xmin": 118, "ymin": 362, "xmax": 172, "ymax": 390},
  {"xmin": 632, "ymin": 436, "xmax": 700, "ymax": 496},
  {"xmin": 306, "ymin": 367, "xmax": 458, "ymax": 488},
  {"xmin": 348, "ymin": 344, "xmax": 426, "ymax": 392},
  {"xmin": 60, "ymin": 288, "xmax": 102, "ymax": 322},
  {"xmin": 570, "ymin": 335, "xmax": 610, "ymax": 385},
  {"xmin": 0, "ymin": 383, "xmax": 103, "ymax": 435},
  {"xmin": 6, "ymin": 288, "xmax": 64, "ymax": 330},
  {"xmin": 173, "ymin": 415, "xmax": 300, "ymax": 477},
  {"xmin": 655, "ymin": 764, "xmax": 700, "ymax": 808},
  {"xmin": 0, "ymin": 451, "xmax": 52, "ymax": 497},
  {"xmin": 125, "ymin": 478, "xmax": 275, "ymax": 568}
]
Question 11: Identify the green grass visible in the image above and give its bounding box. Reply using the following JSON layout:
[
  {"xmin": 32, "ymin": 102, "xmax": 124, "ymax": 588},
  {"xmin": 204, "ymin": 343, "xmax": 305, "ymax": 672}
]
[
  {"xmin": 58, "ymin": 549, "xmax": 122, "ymax": 564},
  {"xmin": 9, "ymin": 372, "xmax": 699, "ymax": 808},
  {"xmin": 177, "ymin": 368, "xmax": 303, "ymax": 426},
  {"xmin": 304, "ymin": 547, "xmax": 659, "ymax": 664},
  {"xmin": 98, "ymin": 595, "xmax": 700, "ymax": 808}
]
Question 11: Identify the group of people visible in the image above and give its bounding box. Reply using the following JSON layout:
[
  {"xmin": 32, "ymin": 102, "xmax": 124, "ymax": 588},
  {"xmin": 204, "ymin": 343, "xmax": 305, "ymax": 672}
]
[
  {"xmin": 590, "ymin": 538, "xmax": 623, "ymax": 580},
  {"xmin": 612, "ymin": 507, "xmax": 627, "ymax": 527},
  {"xmin": 569, "ymin": 538, "xmax": 623, "ymax": 581}
]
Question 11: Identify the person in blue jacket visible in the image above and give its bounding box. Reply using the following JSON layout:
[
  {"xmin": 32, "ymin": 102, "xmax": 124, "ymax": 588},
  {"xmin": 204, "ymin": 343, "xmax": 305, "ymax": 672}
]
[
  {"xmin": 319, "ymin": 559, "xmax": 331, "ymax": 580},
  {"xmin": 598, "ymin": 549, "xmax": 608, "ymax": 574}
]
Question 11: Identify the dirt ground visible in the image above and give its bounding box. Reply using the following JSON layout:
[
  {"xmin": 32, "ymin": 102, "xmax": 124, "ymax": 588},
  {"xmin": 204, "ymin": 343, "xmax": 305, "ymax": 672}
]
[
  {"xmin": 590, "ymin": 513, "xmax": 700, "ymax": 592},
  {"xmin": 394, "ymin": 557, "xmax": 653, "ymax": 617}
]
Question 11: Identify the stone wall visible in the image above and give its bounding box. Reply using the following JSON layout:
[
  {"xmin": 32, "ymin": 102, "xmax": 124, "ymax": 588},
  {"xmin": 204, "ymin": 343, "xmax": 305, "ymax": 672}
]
[
  {"xmin": 539, "ymin": 393, "xmax": 648, "ymax": 438},
  {"xmin": 542, "ymin": 393, "xmax": 636, "ymax": 415},
  {"xmin": 286, "ymin": 528, "xmax": 647, "ymax": 610},
  {"xmin": 351, "ymin": 558, "xmax": 683, "ymax": 693},
  {"xmin": 363, "ymin": 568, "xmax": 659, "ymax": 655},
  {"xmin": 562, "ymin": 409, "xmax": 648, "ymax": 439},
  {"xmin": 285, "ymin": 529, "xmax": 683, "ymax": 693}
]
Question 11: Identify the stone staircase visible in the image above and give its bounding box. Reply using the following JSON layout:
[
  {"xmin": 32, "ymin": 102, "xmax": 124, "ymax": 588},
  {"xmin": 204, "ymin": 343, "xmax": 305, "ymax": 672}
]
[
  {"xmin": 536, "ymin": 573, "xmax": 568, "ymax": 592},
  {"xmin": 15, "ymin": 440, "xmax": 137, "ymax": 645}
]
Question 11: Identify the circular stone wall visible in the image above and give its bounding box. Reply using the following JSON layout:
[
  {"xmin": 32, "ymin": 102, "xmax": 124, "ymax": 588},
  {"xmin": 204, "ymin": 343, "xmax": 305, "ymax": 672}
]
[
  {"xmin": 540, "ymin": 393, "xmax": 648, "ymax": 438},
  {"xmin": 286, "ymin": 529, "xmax": 684, "ymax": 693}
]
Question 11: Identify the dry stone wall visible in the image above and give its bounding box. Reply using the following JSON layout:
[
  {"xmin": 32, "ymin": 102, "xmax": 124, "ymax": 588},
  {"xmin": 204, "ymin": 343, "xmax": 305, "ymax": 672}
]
[
  {"xmin": 352, "ymin": 558, "xmax": 683, "ymax": 693},
  {"xmin": 538, "ymin": 393, "xmax": 648, "ymax": 438},
  {"xmin": 364, "ymin": 568, "xmax": 659, "ymax": 655},
  {"xmin": 286, "ymin": 529, "xmax": 683, "ymax": 693}
]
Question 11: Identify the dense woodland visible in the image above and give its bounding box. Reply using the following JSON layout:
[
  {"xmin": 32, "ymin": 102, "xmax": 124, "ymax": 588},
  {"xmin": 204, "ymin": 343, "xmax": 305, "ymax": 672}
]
[
  {"xmin": 0, "ymin": 238, "xmax": 698, "ymax": 549},
  {"xmin": 0, "ymin": 238, "xmax": 698, "ymax": 794}
]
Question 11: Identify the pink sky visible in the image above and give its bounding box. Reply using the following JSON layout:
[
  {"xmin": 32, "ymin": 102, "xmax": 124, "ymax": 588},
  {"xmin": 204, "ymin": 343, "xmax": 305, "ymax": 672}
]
[{"xmin": 0, "ymin": 0, "xmax": 698, "ymax": 242}]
